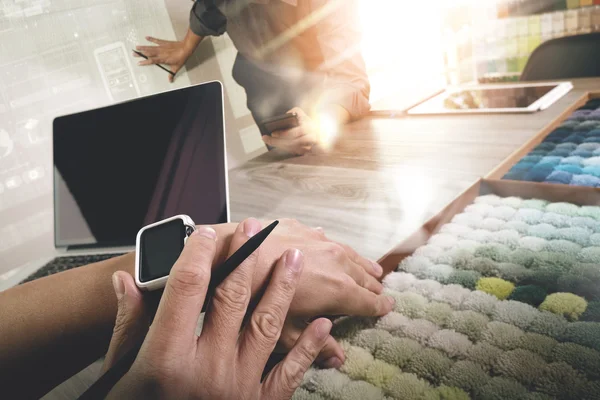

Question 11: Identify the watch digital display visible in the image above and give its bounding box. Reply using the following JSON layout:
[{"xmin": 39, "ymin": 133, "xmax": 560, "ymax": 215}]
[{"xmin": 139, "ymin": 218, "xmax": 186, "ymax": 283}]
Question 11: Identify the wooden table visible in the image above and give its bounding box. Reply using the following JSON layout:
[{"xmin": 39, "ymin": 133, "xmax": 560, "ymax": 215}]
[{"xmin": 229, "ymin": 78, "xmax": 600, "ymax": 262}]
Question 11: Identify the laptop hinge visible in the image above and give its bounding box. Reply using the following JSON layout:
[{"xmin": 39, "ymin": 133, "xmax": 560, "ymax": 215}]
[{"xmin": 66, "ymin": 243, "xmax": 132, "ymax": 251}]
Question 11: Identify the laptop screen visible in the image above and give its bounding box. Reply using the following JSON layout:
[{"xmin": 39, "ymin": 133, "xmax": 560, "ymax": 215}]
[{"xmin": 53, "ymin": 81, "xmax": 228, "ymax": 248}]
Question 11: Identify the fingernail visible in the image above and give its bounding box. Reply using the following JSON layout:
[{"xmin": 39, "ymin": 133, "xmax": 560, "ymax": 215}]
[
  {"xmin": 323, "ymin": 356, "xmax": 342, "ymax": 369},
  {"xmin": 112, "ymin": 273, "xmax": 125, "ymax": 300},
  {"xmin": 138, "ymin": 61, "xmax": 142, "ymax": 65},
  {"xmin": 371, "ymin": 261, "xmax": 383, "ymax": 276},
  {"xmin": 243, "ymin": 218, "xmax": 261, "ymax": 238},
  {"xmin": 316, "ymin": 319, "xmax": 332, "ymax": 340},
  {"xmin": 192, "ymin": 226, "xmax": 217, "ymax": 240},
  {"xmin": 386, "ymin": 296, "xmax": 395, "ymax": 308},
  {"xmin": 285, "ymin": 249, "xmax": 304, "ymax": 273}
]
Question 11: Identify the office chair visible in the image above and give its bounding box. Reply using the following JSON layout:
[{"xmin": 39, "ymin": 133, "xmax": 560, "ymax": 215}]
[{"xmin": 520, "ymin": 32, "xmax": 600, "ymax": 81}]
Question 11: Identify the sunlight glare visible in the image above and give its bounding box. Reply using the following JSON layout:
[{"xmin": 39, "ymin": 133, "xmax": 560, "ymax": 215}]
[
  {"xmin": 358, "ymin": 0, "xmax": 446, "ymax": 102},
  {"xmin": 317, "ymin": 113, "xmax": 339, "ymax": 150},
  {"xmin": 388, "ymin": 165, "xmax": 436, "ymax": 231}
]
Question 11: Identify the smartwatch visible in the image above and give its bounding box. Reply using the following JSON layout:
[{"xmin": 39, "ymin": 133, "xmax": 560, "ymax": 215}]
[{"xmin": 135, "ymin": 215, "xmax": 196, "ymax": 291}]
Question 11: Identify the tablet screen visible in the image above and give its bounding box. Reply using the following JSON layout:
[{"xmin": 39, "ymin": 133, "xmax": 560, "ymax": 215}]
[
  {"xmin": 444, "ymin": 86, "xmax": 555, "ymax": 109},
  {"xmin": 409, "ymin": 84, "xmax": 559, "ymax": 114}
]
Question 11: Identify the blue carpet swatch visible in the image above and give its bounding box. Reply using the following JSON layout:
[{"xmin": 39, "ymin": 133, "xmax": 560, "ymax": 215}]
[{"xmin": 504, "ymin": 99, "xmax": 600, "ymax": 186}]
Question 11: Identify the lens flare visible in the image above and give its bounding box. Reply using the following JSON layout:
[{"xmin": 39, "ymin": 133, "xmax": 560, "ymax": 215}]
[
  {"xmin": 358, "ymin": 0, "xmax": 446, "ymax": 103},
  {"xmin": 317, "ymin": 113, "xmax": 339, "ymax": 150}
]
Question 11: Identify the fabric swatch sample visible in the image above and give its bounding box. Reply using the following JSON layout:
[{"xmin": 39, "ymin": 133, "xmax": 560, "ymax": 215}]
[
  {"xmin": 504, "ymin": 99, "xmax": 600, "ymax": 187},
  {"xmin": 296, "ymin": 195, "xmax": 600, "ymax": 400}
]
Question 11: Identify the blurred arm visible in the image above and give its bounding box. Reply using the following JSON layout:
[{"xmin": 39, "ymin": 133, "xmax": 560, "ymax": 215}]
[
  {"xmin": 312, "ymin": 0, "xmax": 371, "ymax": 123},
  {"xmin": 0, "ymin": 223, "xmax": 236, "ymax": 399}
]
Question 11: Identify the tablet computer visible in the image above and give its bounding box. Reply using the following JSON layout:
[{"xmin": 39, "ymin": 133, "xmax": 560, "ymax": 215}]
[{"xmin": 406, "ymin": 82, "xmax": 573, "ymax": 115}]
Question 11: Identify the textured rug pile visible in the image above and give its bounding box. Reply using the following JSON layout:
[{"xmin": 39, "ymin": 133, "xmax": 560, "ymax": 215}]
[
  {"xmin": 293, "ymin": 195, "xmax": 600, "ymax": 400},
  {"xmin": 504, "ymin": 98, "xmax": 600, "ymax": 185}
]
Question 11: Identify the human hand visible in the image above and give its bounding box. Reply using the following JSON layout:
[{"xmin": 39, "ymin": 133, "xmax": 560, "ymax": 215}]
[
  {"xmin": 228, "ymin": 219, "xmax": 394, "ymax": 369},
  {"xmin": 104, "ymin": 220, "xmax": 332, "ymax": 399},
  {"xmin": 262, "ymin": 108, "xmax": 319, "ymax": 156},
  {"xmin": 134, "ymin": 36, "xmax": 194, "ymax": 82},
  {"xmin": 107, "ymin": 218, "xmax": 394, "ymax": 372}
]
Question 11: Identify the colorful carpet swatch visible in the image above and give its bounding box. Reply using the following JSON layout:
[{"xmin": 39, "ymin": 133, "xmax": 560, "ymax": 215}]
[
  {"xmin": 294, "ymin": 195, "xmax": 600, "ymax": 400},
  {"xmin": 503, "ymin": 99, "xmax": 600, "ymax": 186}
]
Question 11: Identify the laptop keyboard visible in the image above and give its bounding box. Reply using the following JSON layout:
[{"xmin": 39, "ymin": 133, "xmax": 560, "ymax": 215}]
[{"xmin": 20, "ymin": 253, "xmax": 126, "ymax": 284}]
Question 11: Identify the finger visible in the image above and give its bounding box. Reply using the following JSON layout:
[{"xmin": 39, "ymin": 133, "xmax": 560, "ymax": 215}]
[
  {"xmin": 132, "ymin": 51, "xmax": 142, "ymax": 58},
  {"xmin": 102, "ymin": 271, "xmax": 150, "ymax": 373},
  {"xmin": 146, "ymin": 36, "xmax": 170, "ymax": 45},
  {"xmin": 287, "ymin": 107, "xmax": 308, "ymax": 120},
  {"xmin": 226, "ymin": 218, "xmax": 262, "ymax": 258},
  {"xmin": 335, "ymin": 284, "xmax": 394, "ymax": 317},
  {"xmin": 168, "ymin": 67, "xmax": 179, "ymax": 83},
  {"xmin": 345, "ymin": 266, "xmax": 384, "ymax": 294},
  {"xmin": 271, "ymin": 126, "xmax": 305, "ymax": 140},
  {"xmin": 316, "ymin": 335, "xmax": 345, "ymax": 369},
  {"xmin": 152, "ymin": 56, "xmax": 168, "ymax": 65},
  {"xmin": 289, "ymin": 145, "xmax": 312, "ymax": 156},
  {"xmin": 341, "ymin": 243, "xmax": 384, "ymax": 278},
  {"xmin": 238, "ymin": 249, "xmax": 304, "ymax": 379},
  {"xmin": 199, "ymin": 219, "xmax": 261, "ymax": 357},
  {"xmin": 137, "ymin": 59, "xmax": 156, "ymax": 66},
  {"xmin": 322, "ymin": 243, "xmax": 382, "ymax": 294},
  {"xmin": 299, "ymin": 145, "xmax": 313, "ymax": 154},
  {"xmin": 292, "ymin": 135, "xmax": 317, "ymax": 147},
  {"xmin": 149, "ymin": 226, "xmax": 216, "ymax": 350},
  {"xmin": 264, "ymin": 135, "xmax": 315, "ymax": 150},
  {"xmin": 171, "ymin": 64, "xmax": 182, "ymax": 74},
  {"xmin": 262, "ymin": 136, "xmax": 313, "ymax": 156},
  {"xmin": 280, "ymin": 323, "xmax": 345, "ymax": 369},
  {"xmin": 312, "ymin": 226, "xmax": 327, "ymax": 240},
  {"xmin": 135, "ymin": 46, "xmax": 159, "ymax": 57},
  {"xmin": 262, "ymin": 135, "xmax": 283, "ymax": 148},
  {"xmin": 260, "ymin": 318, "xmax": 331, "ymax": 400}
]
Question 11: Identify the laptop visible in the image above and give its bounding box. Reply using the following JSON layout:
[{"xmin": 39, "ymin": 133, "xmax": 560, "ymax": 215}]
[{"xmin": 20, "ymin": 81, "xmax": 229, "ymax": 284}]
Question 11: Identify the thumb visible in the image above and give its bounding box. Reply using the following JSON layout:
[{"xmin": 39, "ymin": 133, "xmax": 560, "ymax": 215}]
[
  {"xmin": 279, "ymin": 320, "xmax": 345, "ymax": 369},
  {"xmin": 168, "ymin": 65, "xmax": 184, "ymax": 83},
  {"xmin": 316, "ymin": 335, "xmax": 345, "ymax": 369},
  {"xmin": 102, "ymin": 271, "xmax": 150, "ymax": 373}
]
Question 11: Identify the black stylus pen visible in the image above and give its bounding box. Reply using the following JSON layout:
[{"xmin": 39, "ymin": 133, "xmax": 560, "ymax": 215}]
[
  {"xmin": 78, "ymin": 220, "xmax": 279, "ymax": 400},
  {"xmin": 132, "ymin": 49, "xmax": 176, "ymax": 77}
]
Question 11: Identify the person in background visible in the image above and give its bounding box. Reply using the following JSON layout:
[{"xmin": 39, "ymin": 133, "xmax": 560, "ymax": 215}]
[{"xmin": 135, "ymin": 0, "xmax": 370, "ymax": 156}]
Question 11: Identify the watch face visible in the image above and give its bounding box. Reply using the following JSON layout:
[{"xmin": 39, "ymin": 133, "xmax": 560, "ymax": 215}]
[{"xmin": 139, "ymin": 218, "xmax": 186, "ymax": 283}]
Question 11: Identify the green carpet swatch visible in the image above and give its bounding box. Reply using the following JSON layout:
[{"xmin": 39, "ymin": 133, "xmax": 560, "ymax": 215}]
[{"xmin": 295, "ymin": 195, "xmax": 600, "ymax": 399}]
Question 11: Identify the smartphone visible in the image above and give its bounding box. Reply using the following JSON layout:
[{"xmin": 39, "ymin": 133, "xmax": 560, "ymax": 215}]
[
  {"xmin": 260, "ymin": 112, "xmax": 299, "ymax": 135},
  {"xmin": 94, "ymin": 42, "xmax": 140, "ymax": 103}
]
